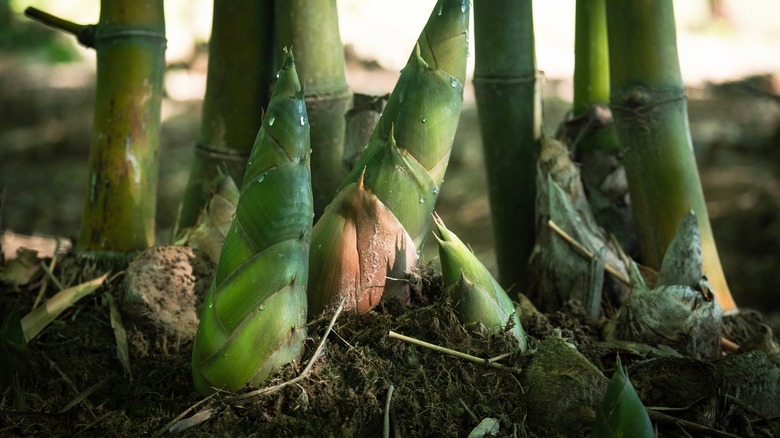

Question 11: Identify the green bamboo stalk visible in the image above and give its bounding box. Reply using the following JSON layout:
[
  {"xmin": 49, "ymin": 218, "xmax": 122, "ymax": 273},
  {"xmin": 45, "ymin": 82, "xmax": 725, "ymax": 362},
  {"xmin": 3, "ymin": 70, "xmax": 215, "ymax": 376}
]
[
  {"xmin": 275, "ymin": 0, "xmax": 351, "ymax": 219},
  {"xmin": 573, "ymin": 0, "xmax": 609, "ymax": 117},
  {"xmin": 605, "ymin": 0, "xmax": 736, "ymax": 312},
  {"xmin": 192, "ymin": 52, "xmax": 311, "ymax": 395},
  {"xmin": 568, "ymin": 0, "xmax": 636, "ymax": 255},
  {"xmin": 176, "ymin": 0, "xmax": 275, "ymax": 232},
  {"xmin": 27, "ymin": 2, "xmax": 166, "ymax": 252},
  {"xmin": 308, "ymin": 0, "xmax": 469, "ymax": 316},
  {"xmin": 473, "ymin": 0, "xmax": 541, "ymax": 290},
  {"xmin": 571, "ymin": 0, "xmax": 618, "ymax": 154}
]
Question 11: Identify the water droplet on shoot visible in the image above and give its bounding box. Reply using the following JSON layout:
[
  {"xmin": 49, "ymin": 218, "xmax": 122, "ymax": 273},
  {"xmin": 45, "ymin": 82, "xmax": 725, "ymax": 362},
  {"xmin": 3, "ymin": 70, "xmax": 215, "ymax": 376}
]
[
  {"xmin": 433, "ymin": 187, "xmax": 440, "ymax": 195},
  {"xmin": 267, "ymin": 115, "xmax": 275, "ymax": 126},
  {"xmin": 437, "ymin": 1, "xmax": 444, "ymax": 15},
  {"xmin": 461, "ymin": 0, "xmax": 467, "ymax": 13},
  {"xmin": 421, "ymin": 117, "xmax": 428, "ymax": 123},
  {"xmin": 419, "ymin": 197, "xmax": 425, "ymax": 204},
  {"xmin": 300, "ymin": 116, "xmax": 305, "ymax": 126},
  {"xmin": 450, "ymin": 77, "xmax": 458, "ymax": 88}
]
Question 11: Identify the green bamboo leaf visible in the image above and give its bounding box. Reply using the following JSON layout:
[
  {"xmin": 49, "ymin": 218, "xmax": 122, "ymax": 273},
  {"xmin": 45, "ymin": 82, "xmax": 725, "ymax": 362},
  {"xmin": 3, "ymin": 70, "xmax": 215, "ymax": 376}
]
[
  {"xmin": 433, "ymin": 213, "xmax": 526, "ymax": 351},
  {"xmin": 192, "ymin": 51, "xmax": 312, "ymax": 395},
  {"xmin": 592, "ymin": 356, "xmax": 654, "ymax": 437}
]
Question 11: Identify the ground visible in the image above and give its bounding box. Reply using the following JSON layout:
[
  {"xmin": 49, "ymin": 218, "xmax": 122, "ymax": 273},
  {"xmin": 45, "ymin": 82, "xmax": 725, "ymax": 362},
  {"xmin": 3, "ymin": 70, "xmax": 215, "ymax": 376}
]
[{"xmin": 2, "ymin": 49, "xmax": 780, "ymax": 436}]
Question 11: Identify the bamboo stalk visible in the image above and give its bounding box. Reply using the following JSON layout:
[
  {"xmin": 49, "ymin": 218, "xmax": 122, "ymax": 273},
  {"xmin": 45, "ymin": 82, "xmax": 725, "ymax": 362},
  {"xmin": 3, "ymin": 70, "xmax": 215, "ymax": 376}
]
[
  {"xmin": 473, "ymin": 0, "xmax": 541, "ymax": 290},
  {"xmin": 568, "ymin": 0, "xmax": 636, "ymax": 256},
  {"xmin": 275, "ymin": 0, "xmax": 352, "ymax": 219},
  {"xmin": 573, "ymin": 0, "xmax": 609, "ymax": 117},
  {"xmin": 31, "ymin": 0, "xmax": 166, "ymax": 253},
  {"xmin": 28, "ymin": 3, "xmax": 165, "ymax": 252},
  {"xmin": 605, "ymin": 0, "xmax": 736, "ymax": 312},
  {"xmin": 176, "ymin": 0, "xmax": 275, "ymax": 232}
]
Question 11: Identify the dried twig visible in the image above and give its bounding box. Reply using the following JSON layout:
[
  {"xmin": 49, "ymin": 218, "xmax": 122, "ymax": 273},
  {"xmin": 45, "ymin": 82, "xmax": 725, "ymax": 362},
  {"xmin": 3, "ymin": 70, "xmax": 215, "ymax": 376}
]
[
  {"xmin": 383, "ymin": 384, "xmax": 395, "ymax": 438},
  {"xmin": 160, "ymin": 298, "xmax": 348, "ymax": 435},
  {"xmin": 387, "ymin": 331, "xmax": 521, "ymax": 374},
  {"xmin": 646, "ymin": 408, "xmax": 742, "ymax": 438}
]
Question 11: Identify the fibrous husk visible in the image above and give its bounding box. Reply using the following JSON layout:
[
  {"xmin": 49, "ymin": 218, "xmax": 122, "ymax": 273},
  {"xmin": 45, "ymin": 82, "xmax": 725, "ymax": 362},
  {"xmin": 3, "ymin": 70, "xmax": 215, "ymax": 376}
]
[
  {"xmin": 528, "ymin": 137, "xmax": 630, "ymax": 313},
  {"xmin": 174, "ymin": 172, "xmax": 239, "ymax": 263},
  {"xmin": 308, "ymin": 173, "xmax": 417, "ymax": 316},
  {"xmin": 604, "ymin": 212, "xmax": 723, "ymax": 359}
]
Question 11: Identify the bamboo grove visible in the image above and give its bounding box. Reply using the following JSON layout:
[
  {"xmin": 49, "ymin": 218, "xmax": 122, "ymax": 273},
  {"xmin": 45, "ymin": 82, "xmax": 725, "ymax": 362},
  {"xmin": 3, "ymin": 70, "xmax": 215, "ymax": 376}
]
[{"xmin": 24, "ymin": 0, "xmax": 741, "ymax": 422}]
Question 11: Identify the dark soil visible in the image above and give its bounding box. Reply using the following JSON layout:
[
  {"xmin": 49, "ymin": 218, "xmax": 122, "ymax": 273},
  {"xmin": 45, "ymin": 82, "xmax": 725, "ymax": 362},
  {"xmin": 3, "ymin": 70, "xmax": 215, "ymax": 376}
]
[{"xmin": 3, "ymin": 52, "xmax": 780, "ymax": 436}]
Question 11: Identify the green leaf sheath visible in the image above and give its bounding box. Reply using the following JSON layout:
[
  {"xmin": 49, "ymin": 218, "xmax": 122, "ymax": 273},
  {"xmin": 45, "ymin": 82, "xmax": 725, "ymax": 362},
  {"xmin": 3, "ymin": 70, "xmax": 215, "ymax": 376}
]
[
  {"xmin": 77, "ymin": 0, "xmax": 165, "ymax": 252},
  {"xmin": 592, "ymin": 356, "xmax": 654, "ymax": 437},
  {"xmin": 344, "ymin": 0, "xmax": 469, "ymax": 249},
  {"xmin": 275, "ymin": 0, "xmax": 351, "ymax": 219},
  {"xmin": 192, "ymin": 52, "xmax": 312, "ymax": 395},
  {"xmin": 605, "ymin": 0, "xmax": 735, "ymax": 312},
  {"xmin": 177, "ymin": 0, "xmax": 275, "ymax": 231},
  {"xmin": 434, "ymin": 214, "xmax": 527, "ymax": 351},
  {"xmin": 473, "ymin": 0, "xmax": 540, "ymax": 289}
]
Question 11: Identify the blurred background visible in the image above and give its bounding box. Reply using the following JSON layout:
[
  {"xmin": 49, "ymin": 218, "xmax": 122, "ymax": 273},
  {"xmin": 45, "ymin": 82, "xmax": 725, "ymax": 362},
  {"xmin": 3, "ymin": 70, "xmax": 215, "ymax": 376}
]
[{"xmin": 1, "ymin": 0, "xmax": 779, "ymax": 312}]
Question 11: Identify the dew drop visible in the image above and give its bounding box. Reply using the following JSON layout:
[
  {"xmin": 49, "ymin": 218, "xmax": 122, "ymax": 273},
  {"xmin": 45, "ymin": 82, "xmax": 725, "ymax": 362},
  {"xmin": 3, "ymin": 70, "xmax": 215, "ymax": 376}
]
[
  {"xmin": 437, "ymin": 1, "xmax": 443, "ymax": 15},
  {"xmin": 433, "ymin": 187, "xmax": 440, "ymax": 195},
  {"xmin": 450, "ymin": 77, "xmax": 458, "ymax": 88},
  {"xmin": 461, "ymin": 0, "xmax": 467, "ymax": 13},
  {"xmin": 257, "ymin": 173, "xmax": 265, "ymax": 183},
  {"xmin": 300, "ymin": 116, "xmax": 305, "ymax": 126},
  {"xmin": 267, "ymin": 115, "xmax": 275, "ymax": 126},
  {"xmin": 421, "ymin": 117, "xmax": 428, "ymax": 123},
  {"xmin": 208, "ymin": 302, "xmax": 213, "ymax": 309},
  {"xmin": 419, "ymin": 196, "xmax": 425, "ymax": 204},
  {"xmin": 276, "ymin": 72, "xmax": 280, "ymax": 78}
]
